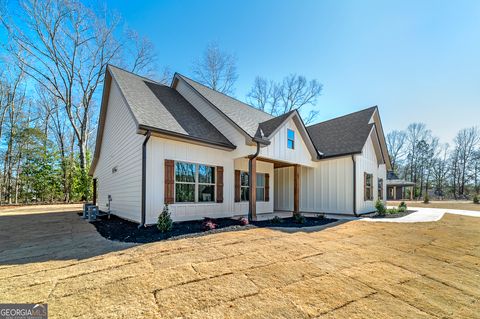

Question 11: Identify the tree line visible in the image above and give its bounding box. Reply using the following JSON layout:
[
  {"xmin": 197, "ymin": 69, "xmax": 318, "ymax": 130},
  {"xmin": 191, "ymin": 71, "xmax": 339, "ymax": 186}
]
[
  {"xmin": 387, "ymin": 124, "xmax": 480, "ymax": 200},
  {"xmin": 0, "ymin": 0, "xmax": 324, "ymax": 205}
]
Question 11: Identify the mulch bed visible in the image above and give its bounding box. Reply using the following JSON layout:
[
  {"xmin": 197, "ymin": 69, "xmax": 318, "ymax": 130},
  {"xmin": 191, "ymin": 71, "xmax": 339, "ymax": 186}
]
[
  {"xmin": 368, "ymin": 210, "xmax": 416, "ymax": 219},
  {"xmin": 90, "ymin": 214, "xmax": 337, "ymax": 243}
]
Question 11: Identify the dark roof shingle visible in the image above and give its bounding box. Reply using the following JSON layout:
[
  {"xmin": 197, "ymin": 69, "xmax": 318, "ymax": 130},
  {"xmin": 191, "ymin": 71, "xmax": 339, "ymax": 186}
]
[
  {"xmin": 307, "ymin": 107, "xmax": 377, "ymax": 158},
  {"xmin": 177, "ymin": 74, "xmax": 273, "ymax": 137},
  {"xmin": 109, "ymin": 65, "xmax": 234, "ymax": 149}
]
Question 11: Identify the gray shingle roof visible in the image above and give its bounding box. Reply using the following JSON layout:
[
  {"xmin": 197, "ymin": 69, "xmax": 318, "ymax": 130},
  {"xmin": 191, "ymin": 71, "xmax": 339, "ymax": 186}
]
[
  {"xmin": 306, "ymin": 107, "xmax": 377, "ymax": 158},
  {"xmin": 109, "ymin": 65, "xmax": 234, "ymax": 148},
  {"xmin": 255, "ymin": 110, "xmax": 295, "ymax": 138},
  {"xmin": 177, "ymin": 74, "xmax": 274, "ymax": 137}
]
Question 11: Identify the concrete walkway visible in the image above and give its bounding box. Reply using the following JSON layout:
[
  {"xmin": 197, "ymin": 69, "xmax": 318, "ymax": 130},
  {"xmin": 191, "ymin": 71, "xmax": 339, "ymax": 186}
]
[{"xmin": 361, "ymin": 207, "xmax": 480, "ymax": 223}]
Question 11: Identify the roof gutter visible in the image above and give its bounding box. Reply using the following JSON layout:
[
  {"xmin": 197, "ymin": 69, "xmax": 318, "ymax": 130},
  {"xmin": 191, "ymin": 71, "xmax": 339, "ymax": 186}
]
[
  {"xmin": 352, "ymin": 155, "xmax": 358, "ymax": 217},
  {"xmin": 248, "ymin": 141, "xmax": 261, "ymax": 222},
  {"xmin": 140, "ymin": 130, "xmax": 151, "ymax": 228}
]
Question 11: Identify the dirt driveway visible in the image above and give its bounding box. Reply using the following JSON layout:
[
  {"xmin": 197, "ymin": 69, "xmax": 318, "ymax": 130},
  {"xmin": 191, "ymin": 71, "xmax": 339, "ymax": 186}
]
[{"xmin": 0, "ymin": 205, "xmax": 479, "ymax": 318}]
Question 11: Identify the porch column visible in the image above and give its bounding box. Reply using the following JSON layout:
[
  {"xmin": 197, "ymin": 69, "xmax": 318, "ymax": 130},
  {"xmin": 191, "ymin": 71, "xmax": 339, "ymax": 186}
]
[
  {"xmin": 294, "ymin": 164, "xmax": 300, "ymax": 214},
  {"xmin": 393, "ymin": 186, "xmax": 397, "ymax": 200},
  {"xmin": 410, "ymin": 186, "xmax": 414, "ymax": 200},
  {"xmin": 248, "ymin": 157, "xmax": 257, "ymax": 221}
]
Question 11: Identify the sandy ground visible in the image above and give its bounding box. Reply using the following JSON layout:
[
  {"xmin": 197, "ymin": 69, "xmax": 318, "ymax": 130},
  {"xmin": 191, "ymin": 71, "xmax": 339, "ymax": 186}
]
[
  {"xmin": 0, "ymin": 204, "xmax": 479, "ymax": 318},
  {"xmin": 388, "ymin": 200, "xmax": 480, "ymax": 211}
]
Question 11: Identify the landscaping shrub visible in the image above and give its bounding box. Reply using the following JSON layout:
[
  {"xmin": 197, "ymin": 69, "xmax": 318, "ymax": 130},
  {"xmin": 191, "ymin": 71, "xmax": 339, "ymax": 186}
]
[
  {"xmin": 316, "ymin": 213, "xmax": 325, "ymax": 219},
  {"xmin": 474, "ymin": 194, "xmax": 479, "ymax": 204},
  {"xmin": 375, "ymin": 199, "xmax": 387, "ymax": 216},
  {"xmin": 423, "ymin": 194, "xmax": 430, "ymax": 204},
  {"xmin": 239, "ymin": 217, "xmax": 249, "ymax": 225},
  {"xmin": 386, "ymin": 208, "xmax": 399, "ymax": 214},
  {"xmin": 293, "ymin": 212, "xmax": 306, "ymax": 224},
  {"xmin": 271, "ymin": 216, "xmax": 283, "ymax": 224},
  {"xmin": 398, "ymin": 201, "xmax": 407, "ymax": 213},
  {"xmin": 157, "ymin": 204, "xmax": 173, "ymax": 233},
  {"xmin": 202, "ymin": 218, "xmax": 217, "ymax": 231}
]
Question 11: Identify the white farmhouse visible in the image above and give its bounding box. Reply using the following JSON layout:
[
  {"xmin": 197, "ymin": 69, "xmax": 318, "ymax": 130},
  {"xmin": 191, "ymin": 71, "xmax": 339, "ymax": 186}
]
[{"xmin": 89, "ymin": 65, "xmax": 391, "ymax": 225}]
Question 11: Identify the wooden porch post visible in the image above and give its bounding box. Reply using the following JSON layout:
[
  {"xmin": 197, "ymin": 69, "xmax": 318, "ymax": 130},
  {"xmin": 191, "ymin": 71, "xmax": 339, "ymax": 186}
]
[
  {"xmin": 294, "ymin": 165, "xmax": 300, "ymax": 214},
  {"xmin": 410, "ymin": 186, "xmax": 413, "ymax": 200},
  {"xmin": 248, "ymin": 157, "xmax": 257, "ymax": 221}
]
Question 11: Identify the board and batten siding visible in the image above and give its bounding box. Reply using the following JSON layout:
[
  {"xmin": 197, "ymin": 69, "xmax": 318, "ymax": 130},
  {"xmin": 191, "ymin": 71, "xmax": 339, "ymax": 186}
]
[
  {"xmin": 355, "ymin": 132, "xmax": 387, "ymax": 214},
  {"xmin": 274, "ymin": 157, "xmax": 354, "ymax": 214},
  {"xmin": 93, "ymin": 80, "xmax": 144, "ymax": 222},
  {"xmin": 233, "ymin": 158, "xmax": 274, "ymax": 215},
  {"xmin": 145, "ymin": 136, "xmax": 236, "ymax": 223},
  {"xmin": 260, "ymin": 118, "xmax": 315, "ymax": 167}
]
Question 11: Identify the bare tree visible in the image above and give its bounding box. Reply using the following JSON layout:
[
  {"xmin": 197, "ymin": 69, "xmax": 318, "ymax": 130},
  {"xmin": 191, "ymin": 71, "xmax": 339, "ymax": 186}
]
[
  {"xmin": 386, "ymin": 130, "xmax": 407, "ymax": 172},
  {"xmin": 247, "ymin": 74, "xmax": 322, "ymax": 123},
  {"xmin": 192, "ymin": 43, "xmax": 238, "ymax": 94},
  {"xmin": 432, "ymin": 143, "xmax": 450, "ymax": 198},
  {"xmin": 452, "ymin": 126, "xmax": 480, "ymax": 196},
  {"xmin": 126, "ymin": 29, "xmax": 157, "ymax": 76},
  {"xmin": 2, "ymin": 0, "xmax": 156, "ymax": 199}
]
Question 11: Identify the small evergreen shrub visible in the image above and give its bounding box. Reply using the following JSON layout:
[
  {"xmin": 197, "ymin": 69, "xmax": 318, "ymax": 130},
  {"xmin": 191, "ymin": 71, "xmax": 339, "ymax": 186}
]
[
  {"xmin": 398, "ymin": 201, "xmax": 407, "ymax": 213},
  {"xmin": 386, "ymin": 208, "xmax": 399, "ymax": 214},
  {"xmin": 157, "ymin": 204, "xmax": 173, "ymax": 233},
  {"xmin": 423, "ymin": 194, "xmax": 430, "ymax": 204},
  {"xmin": 474, "ymin": 194, "xmax": 479, "ymax": 204},
  {"xmin": 239, "ymin": 217, "xmax": 249, "ymax": 225},
  {"xmin": 316, "ymin": 213, "xmax": 325, "ymax": 220},
  {"xmin": 375, "ymin": 199, "xmax": 387, "ymax": 216},
  {"xmin": 202, "ymin": 218, "xmax": 217, "ymax": 231},
  {"xmin": 271, "ymin": 216, "xmax": 283, "ymax": 224},
  {"xmin": 293, "ymin": 212, "xmax": 306, "ymax": 224}
]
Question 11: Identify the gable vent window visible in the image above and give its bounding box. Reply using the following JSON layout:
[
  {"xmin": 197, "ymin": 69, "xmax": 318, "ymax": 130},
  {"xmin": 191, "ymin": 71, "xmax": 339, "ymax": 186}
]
[{"xmin": 287, "ymin": 129, "xmax": 295, "ymax": 149}]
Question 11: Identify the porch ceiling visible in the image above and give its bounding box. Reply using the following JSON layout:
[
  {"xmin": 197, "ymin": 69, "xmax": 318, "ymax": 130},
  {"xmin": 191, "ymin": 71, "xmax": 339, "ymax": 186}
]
[{"xmin": 256, "ymin": 157, "xmax": 298, "ymax": 169}]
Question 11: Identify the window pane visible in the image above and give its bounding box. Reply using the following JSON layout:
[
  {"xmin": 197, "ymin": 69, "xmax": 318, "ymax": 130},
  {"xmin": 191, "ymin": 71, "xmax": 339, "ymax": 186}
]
[
  {"xmin": 198, "ymin": 165, "xmax": 215, "ymax": 184},
  {"xmin": 256, "ymin": 187, "xmax": 264, "ymax": 201},
  {"xmin": 256, "ymin": 173, "xmax": 265, "ymax": 187},
  {"xmin": 241, "ymin": 172, "xmax": 249, "ymax": 186},
  {"xmin": 175, "ymin": 162, "xmax": 195, "ymax": 182},
  {"xmin": 241, "ymin": 187, "xmax": 249, "ymax": 201},
  {"xmin": 198, "ymin": 184, "xmax": 215, "ymax": 202},
  {"xmin": 175, "ymin": 183, "xmax": 195, "ymax": 202},
  {"xmin": 287, "ymin": 139, "xmax": 294, "ymax": 149},
  {"xmin": 287, "ymin": 129, "xmax": 295, "ymax": 140}
]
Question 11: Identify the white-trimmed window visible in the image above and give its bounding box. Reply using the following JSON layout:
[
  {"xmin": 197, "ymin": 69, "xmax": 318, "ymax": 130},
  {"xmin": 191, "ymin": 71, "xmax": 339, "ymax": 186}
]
[
  {"xmin": 175, "ymin": 161, "xmax": 215, "ymax": 203},
  {"xmin": 240, "ymin": 172, "xmax": 266, "ymax": 202},
  {"xmin": 364, "ymin": 173, "xmax": 373, "ymax": 201},
  {"xmin": 287, "ymin": 129, "xmax": 295, "ymax": 149}
]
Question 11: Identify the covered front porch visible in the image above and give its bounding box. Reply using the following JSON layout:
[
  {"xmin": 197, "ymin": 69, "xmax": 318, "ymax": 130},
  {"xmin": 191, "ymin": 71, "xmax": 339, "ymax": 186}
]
[{"xmin": 234, "ymin": 156, "xmax": 303, "ymax": 221}]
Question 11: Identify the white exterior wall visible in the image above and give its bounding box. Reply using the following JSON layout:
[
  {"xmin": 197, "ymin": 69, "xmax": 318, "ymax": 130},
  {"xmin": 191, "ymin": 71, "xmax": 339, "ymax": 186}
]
[
  {"xmin": 93, "ymin": 81, "xmax": 144, "ymax": 222},
  {"xmin": 233, "ymin": 158, "xmax": 274, "ymax": 216},
  {"xmin": 274, "ymin": 157, "xmax": 354, "ymax": 214},
  {"xmin": 145, "ymin": 137, "xmax": 274, "ymax": 224},
  {"xmin": 260, "ymin": 118, "xmax": 315, "ymax": 167},
  {"xmin": 355, "ymin": 133, "xmax": 387, "ymax": 214}
]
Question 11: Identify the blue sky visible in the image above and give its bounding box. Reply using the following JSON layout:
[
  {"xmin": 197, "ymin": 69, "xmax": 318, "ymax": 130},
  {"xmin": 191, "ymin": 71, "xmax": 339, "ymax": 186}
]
[{"xmin": 5, "ymin": 0, "xmax": 480, "ymax": 143}]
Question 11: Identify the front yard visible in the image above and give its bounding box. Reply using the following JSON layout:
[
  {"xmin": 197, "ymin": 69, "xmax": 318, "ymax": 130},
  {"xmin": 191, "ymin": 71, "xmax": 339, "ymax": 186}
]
[{"xmin": 0, "ymin": 205, "xmax": 479, "ymax": 318}]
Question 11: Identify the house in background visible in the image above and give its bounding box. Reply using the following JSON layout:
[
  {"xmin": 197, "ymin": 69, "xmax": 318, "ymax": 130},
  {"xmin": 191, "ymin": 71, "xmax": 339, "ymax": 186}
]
[
  {"xmin": 89, "ymin": 65, "xmax": 391, "ymax": 225},
  {"xmin": 386, "ymin": 171, "xmax": 415, "ymax": 200}
]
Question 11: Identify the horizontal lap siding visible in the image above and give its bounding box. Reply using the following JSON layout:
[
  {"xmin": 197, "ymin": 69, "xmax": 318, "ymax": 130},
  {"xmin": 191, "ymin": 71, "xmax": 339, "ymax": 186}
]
[{"xmin": 93, "ymin": 81, "xmax": 143, "ymax": 222}]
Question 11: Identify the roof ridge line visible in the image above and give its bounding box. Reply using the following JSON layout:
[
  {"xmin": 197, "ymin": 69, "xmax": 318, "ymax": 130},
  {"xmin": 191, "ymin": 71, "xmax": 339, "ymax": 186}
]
[
  {"xmin": 175, "ymin": 73, "xmax": 275, "ymax": 118},
  {"xmin": 307, "ymin": 106, "xmax": 377, "ymax": 128},
  {"xmin": 108, "ymin": 64, "xmax": 162, "ymax": 85}
]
